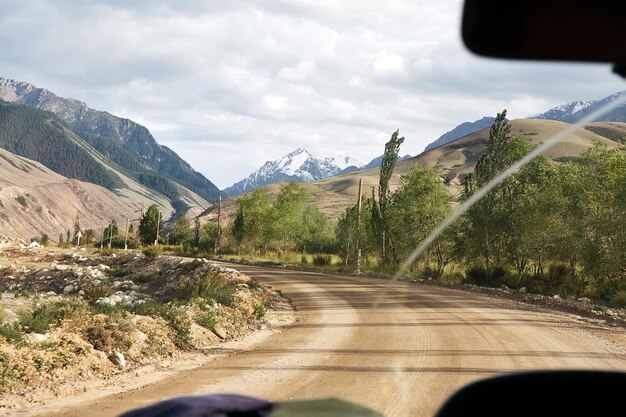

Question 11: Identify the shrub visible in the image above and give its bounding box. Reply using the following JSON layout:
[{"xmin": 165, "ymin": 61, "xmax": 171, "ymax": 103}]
[
  {"xmin": 312, "ymin": 254, "xmax": 332, "ymax": 266},
  {"xmin": 19, "ymin": 301, "xmax": 80, "ymax": 334},
  {"xmin": 465, "ymin": 265, "xmax": 510, "ymax": 287},
  {"xmin": 142, "ymin": 245, "xmax": 162, "ymax": 260},
  {"xmin": 82, "ymin": 282, "xmax": 113, "ymax": 303},
  {"xmin": 300, "ymin": 255, "xmax": 310, "ymax": 265},
  {"xmin": 609, "ymin": 290, "xmax": 626, "ymax": 308},
  {"xmin": 180, "ymin": 273, "xmax": 236, "ymax": 306},
  {"xmin": 0, "ymin": 323, "xmax": 23, "ymax": 345},
  {"xmin": 253, "ymin": 303, "xmax": 267, "ymax": 320},
  {"xmin": 546, "ymin": 264, "xmax": 571, "ymax": 292}
]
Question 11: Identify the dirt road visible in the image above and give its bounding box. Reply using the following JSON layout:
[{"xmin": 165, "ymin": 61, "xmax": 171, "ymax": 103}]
[{"xmin": 39, "ymin": 264, "xmax": 626, "ymax": 417}]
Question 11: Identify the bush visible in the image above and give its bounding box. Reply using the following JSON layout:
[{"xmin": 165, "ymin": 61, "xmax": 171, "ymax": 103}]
[
  {"xmin": 609, "ymin": 290, "xmax": 626, "ymax": 308},
  {"xmin": 0, "ymin": 323, "xmax": 23, "ymax": 345},
  {"xmin": 312, "ymin": 254, "xmax": 332, "ymax": 266},
  {"xmin": 253, "ymin": 303, "xmax": 267, "ymax": 320},
  {"xmin": 180, "ymin": 273, "xmax": 236, "ymax": 306},
  {"xmin": 142, "ymin": 245, "xmax": 162, "ymax": 260},
  {"xmin": 300, "ymin": 255, "xmax": 310, "ymax": 265},
  {"xmin": 82, "ymin": 282, "xmax": 113, "ymax": 303},
  {"xmin": 546, "ymin": 264, "xmax": 571, "ymax": 292},
  {"xmin": 19, "ymin": 301, "xmax": 80, "ymax": 334},
  {"xmin": 465, "ymin": 265, "xmax": 510, "ymax": 287}
]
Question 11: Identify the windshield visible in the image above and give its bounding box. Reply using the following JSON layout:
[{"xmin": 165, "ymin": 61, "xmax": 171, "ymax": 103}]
[{"xmin": 0, "ymin": 1, "xmax": 625, "ymax": 417}]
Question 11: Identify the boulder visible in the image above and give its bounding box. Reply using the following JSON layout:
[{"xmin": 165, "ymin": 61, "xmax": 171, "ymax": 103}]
[
  {"xmin": 108, "ymin": 351, "xmax": 126, "ymax": 368},
  {"xmin": 518, "ymin": 287, "xmax": 528, "ymax": 294},
  {"xmin": 578, "ymin": 297, "xmax": 592, "ymax": 305},
  {"xmin": 55, "ymin": 264, "xmax": 70, "ymax": 271},
  {"xmin": 63, "ymin": 284, "xmax": 74, "ymax": 294},
  {"xmin": 212, "ymin": 324, "xmax": 227, "ymax": 339}
]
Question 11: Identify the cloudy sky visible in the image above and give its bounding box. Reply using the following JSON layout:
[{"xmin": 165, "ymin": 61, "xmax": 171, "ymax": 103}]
[{"xmin": 1, "ymin": 0, "xmax": 624, "ymax": 189}]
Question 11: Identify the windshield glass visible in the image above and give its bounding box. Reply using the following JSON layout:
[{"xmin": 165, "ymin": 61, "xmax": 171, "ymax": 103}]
[{"xmin": 0, "ymin": 1, "xmax": 625, "ymax": 417}]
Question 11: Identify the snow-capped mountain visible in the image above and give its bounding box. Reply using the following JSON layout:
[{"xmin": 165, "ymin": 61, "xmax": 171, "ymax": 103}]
[
  {"xmin": 224, "ymin": 149, "xmax": 363, "ymax": 197},
  {"xmin": 531, "ymin": 91, "xmax": 626, "ymax": 123}
]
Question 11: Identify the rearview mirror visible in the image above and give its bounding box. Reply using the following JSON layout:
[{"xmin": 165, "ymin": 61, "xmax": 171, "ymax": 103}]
[{"xmin": 462, "ymin": 0, "xmax": 626, "ymax": 66}]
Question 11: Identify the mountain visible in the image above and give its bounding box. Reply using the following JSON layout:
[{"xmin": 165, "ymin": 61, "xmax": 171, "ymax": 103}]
[
  {"xmin": 0, "ymin": 100, "xmax": 205, "ymax": 219},
  {"xmin": 224, "ymin": 149, "xmax": 351, "ymax": 197},
  {"xmin": 0, "ymin": 77, "xmax": 220, "ymax": 205},
  {"xmin": 202, "ymin": 118, "xmax": 625, "ymax": 225},
  {"xmin": 0, "ymin": 146, "xmax": 138, "ymax": 240},
  {"xmin": 532, "ymin": 91, "xmax": 626, "ymax": 123},
  {"xmin": 359, "ymin": 154, "xmax": 412, "ymax": 170},
  {"xmin": 424, "ymin": 116, "xmax": 497, "ymax": 152}
]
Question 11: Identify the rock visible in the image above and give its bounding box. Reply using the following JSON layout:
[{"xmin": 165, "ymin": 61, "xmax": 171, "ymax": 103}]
[
  {"xmin": 55, "ymin": 264, "xmax": 70, "ymax": 271},
  {"xmin": 97, "ymin": 264, "xmax": 110, "ymax": 272},
  {"xmin": 63, "ymin": 284, "xmax": 74, "ymax": 294},
  {"xmin": 96, "ymin": 297, "xmax": 114, "ymax": 306},
  {"xmin": 78, "ymin": 257, "xmax": 88, "ymax": 262},
  {"xmin": 111, "ymin": 253, "xmax": 117, "ymax": 258},
  {"xmin": 553, "ymin": 295, "xmax": 561, "ymax": 299},
  {"xmin": 212, "ymin": 324, "xmax": 227, "ymax": 339},
  {"xmin": 518, "ymin": 287, "xmax": 528, "ymax": 294},
  {"xmin": 109, "ymin": 294, "xmax": 123, "ymax": 304},
  {"xmin": 45, "ymin": 291, "xmax": 57, "ymax": 297},
  {"xmin": 30, "ymin": 333, "xmax": 47, "ymax": 342},
  {"xmin": 566, "ymin": 295, "xmax": 576, "ymax": 300},
  {"xmin": 606, "ymin": 309, "xmax": 614, "ymax": 316},
  {"xmin": 578, "ymin": 297, "xmax": 592, "ymax": 305},
  {"xmin": 28, "ymin": 241, "xmax": 41, "ymax": 248},
  {"xmin": 108, "ymin": 351, "xmax": 126, "ymax": 368}
]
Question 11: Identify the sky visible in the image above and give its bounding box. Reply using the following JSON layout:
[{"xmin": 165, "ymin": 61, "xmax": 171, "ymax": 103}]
[{"xmin": 1, "ymin": 0, "xmax": 625, "ymax": 189}]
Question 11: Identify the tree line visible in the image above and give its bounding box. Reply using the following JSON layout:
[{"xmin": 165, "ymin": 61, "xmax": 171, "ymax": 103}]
[{"xmin": 42, "ymin": 112, "xmax": 626, "ymax": 307}]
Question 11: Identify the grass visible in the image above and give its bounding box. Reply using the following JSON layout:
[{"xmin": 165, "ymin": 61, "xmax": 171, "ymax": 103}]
[{"xmin": 179, "ymin": 272, "xmax": 236, "ymax": 306}]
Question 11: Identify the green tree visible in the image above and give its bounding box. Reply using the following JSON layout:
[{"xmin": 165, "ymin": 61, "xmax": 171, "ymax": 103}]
[
  {"xmin": 271, "ymin": 182, "xmax": 308, "ymax": 253},
  {"xmin": 193, "ymin": 218, "xmax": 201, "ymax": 247},
  {"xmin": 231, "ymin": 207, "xmax": 245, "ymax": 255},
  {"xmin": 374, "ymin": 129, "xmax": 405, "ymax": 264},
  {"xmin": 58, "ymin": 233, "xmax": 64, "ymax": 247},
  {"xmin": 461, "ymin": 110, "xmax": 533, "ymax": 278},
  {"xmin": 170, "ymin": 213, "xmax": 193, "ymax": 245},
  {"xmin": 138, "ymin": 204, "xmax": 164, "ymax": 245},
  {"xmin": 388, "ymin": 165, "xmax": 451, "ymax": 273},
  {"xmin": 200, "ymin": 222, "xmax": 218, "ymax": 252}
]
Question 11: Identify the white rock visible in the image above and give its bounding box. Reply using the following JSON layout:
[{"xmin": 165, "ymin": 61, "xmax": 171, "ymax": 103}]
[
  {"xmin": 212, "ymin": 324, "xmax": 227, "ymax": 339},
  {"xmin": 108, "ymin": 351, "xmax": 125, "ymax": 368},
  {"xmin": 606, "ymin": 309, "xmax": 614, "ymax": 316},
  {"xmin": 109, "ymin": 294, "xmax": 123, "ymax": 304},
  {"xmin": 553, "ymin": 295, "xmax": 561, "ymax": 299},
  {"xmin": 30, "ymin": 333, "xmax": 47, "ymax": 342},
  {"xmin": 111, "ymin": 253, "xmax": 117, "ymax": 258},
  {"xmin": 578, "ymin": 297, "xmax": 592, "ymax": 305},
  {"xmin": 96, "ymin": 297, "xmax": 114, "ymax": 306},
  {"xmin": 97, "ymin": 264, "xmax": 110, "ymax": 271},
  {"xmin": 28, "ymin": 241, "xmax": 41, "ymax": 248},
  {"xmin": 518, "ymin": 287, "xmax": 528, "ymax": 294},
  {"xmin": 63, "ymin": 284, "xmax": 74, "ymax": 294},
  {"xmin": 45, "ymin": 291, "xmax": 57, "ymax": 297},
  {"xmin": 55, "ymin": 264, "xmax": 70, "ymax": 271}
]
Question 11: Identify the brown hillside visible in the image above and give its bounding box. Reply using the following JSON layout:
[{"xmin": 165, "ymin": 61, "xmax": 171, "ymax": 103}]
[
  {"xmin": 200, "ymin": 119, "xmax": 622, "ymax": 227},
  {"xmin": 0, "ymin": 148, "xmax": 140, "ymax": 240}
]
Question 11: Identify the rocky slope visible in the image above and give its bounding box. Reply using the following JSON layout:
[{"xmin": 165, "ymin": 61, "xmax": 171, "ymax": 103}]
[{"xmin": 0, "ymin": 77, "xmax": 219, "ymax": 205}]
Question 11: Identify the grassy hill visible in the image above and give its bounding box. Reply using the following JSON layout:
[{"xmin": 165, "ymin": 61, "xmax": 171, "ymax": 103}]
[{"xmin": 198, "ymin": 119, "xmax": 623, "ymax": 226}]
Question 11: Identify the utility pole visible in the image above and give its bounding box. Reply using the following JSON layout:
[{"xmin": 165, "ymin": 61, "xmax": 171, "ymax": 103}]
[
  {"xmin": 154, "ymin": 210, "xmax": 161, "ymax": 245},
  {"xmin": 355, "ymin": 178, "xmax": 363, "ymax": 274},
  {"xmin": 124, "ymin": 218, "xmax": 129, "ymax": 251},
  {"xmin": 214, "ymin": 195, "xmax": 221, "ymax": 255},
  {"xmin": 108, "ymin": 220, "xmax": 115, "ymax": 248}
]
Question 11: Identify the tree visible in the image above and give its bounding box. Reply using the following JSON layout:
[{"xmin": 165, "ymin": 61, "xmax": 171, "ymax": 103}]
[
  {"xmin": 231, "ymin": 207, "xmax": 245, "ymax": 255},
  {"xmin": 83, "ymin": 229, "xmax": 95, "ymax": 245},
  {"xmin": 66, "ymin": 229, "xmax": 71, "ymax": 244},
  {"xmin": 138, "ymin": 204, "xmax": 164, "ymax": 245},
  {"xmin": 271, "ymin": 182, "xmax": 308, "ymax": 253},
  {"xmin": 388, "ymin": 165, "xmax": 451, "ymax": 272},
  {"xmin": 128, "ymin": 224, "xmax": 134, "ymax": 234},
  {"xmin": 461, "ymin": 110, "xmax": 533, "ymax": 278},
  {"xmin": 374, "ymin": 129, "xmax": 405, "ymax": 264},
  {"xmin": 103, "ymin": 221, "xmax": 119, "ymax": 240},
  {"xmin": 170, "ymin": 213, "xmax": 193, "ymax": 245},
  {"xmin": 58, "ymin": 233, "xmax": 64, "ymax": 247},
  {"xmin": 200, "ymin": 222, "xmax": 218, "ymax": 252},
  {"xmin": 193, "ymin": 218, "xmax": 201, "ymax": 247}
]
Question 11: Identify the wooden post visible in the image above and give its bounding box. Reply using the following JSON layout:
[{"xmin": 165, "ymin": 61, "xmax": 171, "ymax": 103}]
[
  {"xmin": 124, "ymin": 218, "xmax": 129, "ymax": 251},
  {"xmin": 154, "ymin": 211, "xmax": 160, "ymax": 246},
  {"xmin": 355, "ymin": 178, "xmax": 363, "ymax": 274},
  {"xmin": 108, "ymin": 220, "xmax": 114, "ymax": 248}
]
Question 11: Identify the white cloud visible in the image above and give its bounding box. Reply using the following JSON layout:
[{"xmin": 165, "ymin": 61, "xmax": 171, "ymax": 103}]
[{"xmin": 0, "ymin": 0, "xmax": 623, "ymax": 189}]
